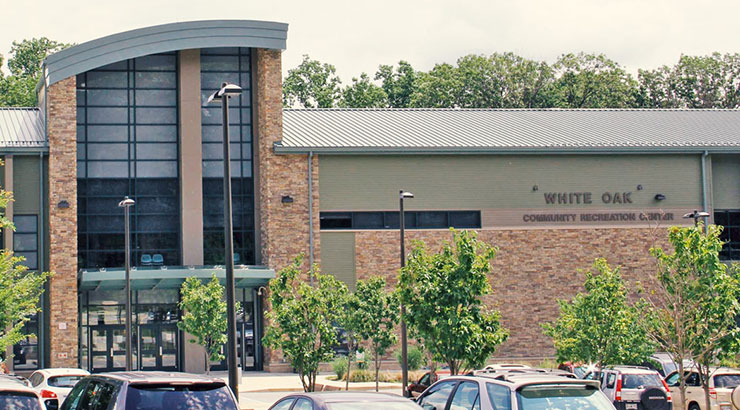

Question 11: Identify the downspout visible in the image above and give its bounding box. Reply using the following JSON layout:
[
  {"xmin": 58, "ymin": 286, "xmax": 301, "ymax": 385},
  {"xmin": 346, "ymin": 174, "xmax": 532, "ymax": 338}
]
[
  {"xmin": 308, "ymin": 151, "xmax": 314, "ymax": 286},
  {"xmin": 701, "ymin": 150, "xmax": 709, "ymax": 232},
  {"xmin": 38, "ymin": 151, "xmax": 45, "ymax": 368}
]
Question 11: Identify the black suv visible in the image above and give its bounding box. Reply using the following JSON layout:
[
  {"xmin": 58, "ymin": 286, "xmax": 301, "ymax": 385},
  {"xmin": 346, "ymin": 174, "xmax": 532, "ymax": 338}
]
[{"xmin": 60, "ymin": 372, "xmax": 239, "ymax": 410}]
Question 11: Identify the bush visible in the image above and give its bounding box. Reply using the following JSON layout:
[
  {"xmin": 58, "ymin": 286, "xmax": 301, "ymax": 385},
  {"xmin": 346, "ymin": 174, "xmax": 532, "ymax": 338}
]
[
  {"xmin": 332, "ymin": 356, "xmax": 348, "ymax": 380},
  {"xmin": 394, "ymin": 345, "xmax": 423, "ymax": 371},
  {"xmin": 348, "ymin": 369, "xmax": 374, "ymax": 382}
]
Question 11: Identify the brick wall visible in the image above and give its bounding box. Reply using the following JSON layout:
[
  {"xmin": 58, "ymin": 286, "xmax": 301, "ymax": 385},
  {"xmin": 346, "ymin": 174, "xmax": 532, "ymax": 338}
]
[
  {"xmin": 256, "ymin": 49, "xmax": 321, "ymax": 370},
  {"xmin": 47, "ymin": 76, "xmax": 79, "ymax": 367},
  {"xmin": 354, "ymin": 227, "xmax": 669, "ymax": 360}
]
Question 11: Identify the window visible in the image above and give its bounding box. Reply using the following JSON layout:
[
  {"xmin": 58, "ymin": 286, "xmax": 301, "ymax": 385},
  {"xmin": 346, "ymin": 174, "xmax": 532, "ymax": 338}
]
[
  {"xmin": 270, "ymin": 399, "xmax": 294, "ymax": 410},
  {"xmin": 714, "ymin": 210, "xmax": 740, "ymax": 260},
  {"xmin": 293, "ymin": 398, "xmax": 314, "ymax": 410},
  {"xmin": 450, "ymin": 381, "xmax": 480, "ymax": 410},
  {"xmin": 13, "ymin": 215, "xmax": 38, "ymax": 270},
  {"xmin": 77, "ymin": 53, "xmax": 181, "ymax": 268},
  {"xmin": 201, "ymin": 48, "xmax": 255, "ymax": 265},
  {"xmin": 605, "ymin": 373, "xmax": 616, "ymax": 389},
  {"xmin": 319, "ymin": 211, "xmax": 482, "ymax": 230},
  {"xmin": 486, "ymin": 383, "xmax": 512, "ymax": 410},
  {"xmin": 419, "ymin": 380, "xmax": 457, "ymax": 410}
]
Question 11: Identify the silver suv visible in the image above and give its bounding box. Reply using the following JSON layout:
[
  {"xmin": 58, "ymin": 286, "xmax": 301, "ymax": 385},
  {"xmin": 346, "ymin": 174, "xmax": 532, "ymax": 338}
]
[
  {"xmin": 594, "ymin": 366, "xmax": 671, "ymax": 410},
  {"xmin": 416, "ymin": 373, "xmax": 616, "ymax": 410},
  {"xmin": 60, "ymin": 372, "xmax": 239, "ymax": 410}
]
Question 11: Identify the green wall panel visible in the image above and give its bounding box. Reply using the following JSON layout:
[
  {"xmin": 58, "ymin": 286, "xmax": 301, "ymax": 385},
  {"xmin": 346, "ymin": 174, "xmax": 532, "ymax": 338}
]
[
  {"xmin": 13, "ymin": 155, "xmax": 41, "ymax": 214},
  {"xmin": 712, "ymin": 155, "xmax": 740, "ymax": 209},
  {"xmin": 320, "ymin": 232, "xmax": 356, "ymax": 289},
  {"xmin": 319, "ymin": 155, "xmax": 703, "ymax": 210}
]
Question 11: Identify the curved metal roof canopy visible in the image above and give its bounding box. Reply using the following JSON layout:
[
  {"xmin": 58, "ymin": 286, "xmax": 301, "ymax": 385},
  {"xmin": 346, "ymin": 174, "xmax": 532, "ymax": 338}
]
[{"xmin": 42, "ymin": 19, "xmax": 288, "ymax": 86}]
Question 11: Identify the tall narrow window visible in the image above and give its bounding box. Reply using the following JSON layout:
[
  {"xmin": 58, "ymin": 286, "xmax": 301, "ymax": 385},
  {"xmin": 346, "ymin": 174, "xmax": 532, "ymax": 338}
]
[
  {"xmin": 13, "ymin": 215, "xmax": 38, "ymax": 270},
  {"xmin": 715, "ymin": 210, "xmax": 740, "ymax": 260},
  {"xmin": 201, "ymin": 48, "xmax": 255, "ymax": 265}
]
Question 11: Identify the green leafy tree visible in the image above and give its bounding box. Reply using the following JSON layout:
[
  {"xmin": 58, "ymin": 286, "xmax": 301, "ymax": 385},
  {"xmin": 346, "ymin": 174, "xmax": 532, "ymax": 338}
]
[
  {"xmin": 354, "ymin": 277, "xmax": 399, "ymax": 391},
  {"xmin": 412, "ymin": 63, "xmax": 461, "ymax": 108},
  {"xmin": 339, "ymin": 73, "xmax": 388, "ymax": 108},
  {"xmin": 177, "ymin": 275, "xmax": 229, "ymax": 374},
  {"xmin": 263, "ymin": 255, "xmax": 348, "ymax": 392},
  {"xmin": 0, "ymin": 160, "xmax": 50, "ymax": 366},
  {"xmin": 552, "ymin": 52, "xmax": 638, "ymax": 108},
  {"xmin": 338, "ymin": 287, "xmax": 364, "ymax": 390},
  {"xmin": 647, "ymin": 224, "xmax": 740, "ymax": 410},
  {"xmin": 0, "ymin": 38, "xmax": 70, "ymax": 107},
  {"xmin": 542, "ymin": 258, "xmax": 655, "ymax": 369},
  {"xmin": 282, "ymin": 55, "xmax": 342, "ymax": 108},
  {"xmin": 398, "ymin": 229, "xmax": 508, "ymax": 375},
  {"xmin": 636, "ymin": 66, "xmax": 682, "ymax": 108},
  {"xmin": 375, "ymin": 61, "xmax": 417, "ymax": 108}
]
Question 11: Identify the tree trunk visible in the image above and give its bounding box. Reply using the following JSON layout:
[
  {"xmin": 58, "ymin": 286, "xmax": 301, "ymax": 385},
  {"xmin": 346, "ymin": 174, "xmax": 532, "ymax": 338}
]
[
  {"xmin": 205, "ymin": 351, "xmax": 210, "ymax": 375},
  {"xmin": 346, "ymin": 347, "xmax": 352, "ymax": 391},
  {"xmin": 375, "ymin": 348, "xmax": 380, "ymax": 392}
]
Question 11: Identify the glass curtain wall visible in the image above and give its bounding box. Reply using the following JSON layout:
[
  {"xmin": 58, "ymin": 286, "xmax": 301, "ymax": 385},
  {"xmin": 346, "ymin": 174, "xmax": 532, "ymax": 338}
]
[
  {"xmin": 76, "ymin": 53, "xmax": 181, "ymax": 269},
  {"xmin": 200, "ymin": 48, "xmax": 255, "ymax": 265}
]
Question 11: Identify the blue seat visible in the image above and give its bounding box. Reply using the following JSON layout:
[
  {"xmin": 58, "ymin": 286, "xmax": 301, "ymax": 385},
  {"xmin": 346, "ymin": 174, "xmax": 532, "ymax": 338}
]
[
  {"xmin": 152, "ymin": 254, "xmax": 164, "ymax": 266},
  {"xmin": 140, "ymin": 254, "xmax": 152, "ymax": 266}
]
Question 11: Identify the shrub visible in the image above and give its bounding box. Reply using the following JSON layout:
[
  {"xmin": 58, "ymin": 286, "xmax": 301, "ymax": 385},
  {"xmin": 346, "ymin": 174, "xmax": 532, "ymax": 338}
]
[
  {"xmin": 332, "ymin": 356, "xmax": 348, "ymax": 381},
  {"xmin": 348, "ymin": 369, "xmax": 374, "ymax": 382},
  {"xmin": 394, "ymin": 345, "xmax": 424, "ymax": 371}
]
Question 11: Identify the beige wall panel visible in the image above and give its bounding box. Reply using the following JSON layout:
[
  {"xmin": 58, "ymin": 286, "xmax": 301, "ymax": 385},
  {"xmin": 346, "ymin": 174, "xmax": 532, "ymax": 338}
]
[
  {"xmin": 13, "ymin": 155, "xmax": 41, "ymax": 214},
  {"xmin": 319, "ymin": 155, "xmax": 703, "ymax": 211},
  {"xmin": 320, "ymin": 232, "xmax": 356, "ymax": 289},
  {"xmin": 712, "ymin": 155, "xmax": 740, "ymax": 209}
]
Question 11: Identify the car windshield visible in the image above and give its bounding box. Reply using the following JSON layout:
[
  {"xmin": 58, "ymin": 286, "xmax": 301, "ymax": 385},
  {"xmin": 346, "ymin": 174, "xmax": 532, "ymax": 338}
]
[
  {"xmin": 124, "ymin": 383, "xmax": 238, "ymax": 410},
  {"xmin": 327, "ymin": 402, "xmax": 421, "ymax": 410},
  {"xmin": 48, "ymin": 376, "xmax": 85, "ymax": 388},
  {"xmin": 516, "ymin": 385, "xmax": 614, "ymax": 410},
  {"xmin": 714, "ymin": 375, "xmax": 740, "ymax": 388},
  {"xmin": 0, "ymin": 392, "xmax": 42, "ymax": 410},
  {"xmin": 622, "ymin": 374, "xmax": 662, "ymax": 389}
]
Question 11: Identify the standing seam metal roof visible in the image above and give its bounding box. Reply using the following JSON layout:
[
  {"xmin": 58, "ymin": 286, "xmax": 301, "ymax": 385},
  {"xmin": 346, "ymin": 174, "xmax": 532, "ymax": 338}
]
[
  {"xmin": 0, "ymin": 108, "xmax": 46, "ymax": 150},
  {"xmin": 278, "ymin": 108, "xmax": 740, "ymax": 153}
]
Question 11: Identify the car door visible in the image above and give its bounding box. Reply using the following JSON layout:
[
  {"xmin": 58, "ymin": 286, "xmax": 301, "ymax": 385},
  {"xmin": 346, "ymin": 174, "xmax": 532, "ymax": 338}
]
[
  {"xmin": 60, "ymin": 379, "xmax": 88, "ymax": 410},
  {"xmin": 418, "ymin": 380, "xmax": 458, "ymax": 410},
  {"xmin": 448, "ymin": 381, "xmax": 480, "ymax": 410}
]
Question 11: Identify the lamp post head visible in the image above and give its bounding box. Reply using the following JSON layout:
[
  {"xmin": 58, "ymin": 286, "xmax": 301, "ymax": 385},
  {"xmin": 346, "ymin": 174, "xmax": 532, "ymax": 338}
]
[
  {"xmin": 400, "ymin": 191, "xmax": 414, "ymax": 199},
  {"xmin": 206, "ymin": 82, "xmax": 243, "ymax": 104},
  {"xmin": 683, "ymin": 210, "xmax": 710, "ymax": 220},
  {"xmin": 118, "ymin": 196, "xmax": 135, "ymax": 208}
]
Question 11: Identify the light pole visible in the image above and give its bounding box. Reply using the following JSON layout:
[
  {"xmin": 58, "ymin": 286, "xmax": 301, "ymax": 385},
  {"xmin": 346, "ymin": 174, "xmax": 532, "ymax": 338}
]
[
  {"xmin": 399, "ymin": 190, "xmax": 413, "ymax": 397},
  {"xmin": 118, "ymin": 196, "xmax": 135, "ymax": 372},
  {"xmin": 683, "ymin": 209, "xmax": 711, "ymax": 227},
  {"xmin": 207, "ymin": 82, "xmax": 242, "ymax": 397}
]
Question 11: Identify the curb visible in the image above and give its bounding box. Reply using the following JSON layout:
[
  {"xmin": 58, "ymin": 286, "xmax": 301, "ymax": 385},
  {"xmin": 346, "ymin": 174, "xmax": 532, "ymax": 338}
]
[{"xmin": 243, "ymin": 382, "xmax": 403, "ymax": 393}]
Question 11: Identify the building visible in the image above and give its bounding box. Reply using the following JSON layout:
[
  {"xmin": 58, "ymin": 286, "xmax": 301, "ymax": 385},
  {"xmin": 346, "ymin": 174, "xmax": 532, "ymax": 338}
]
[{"xmin": 0, "ymin": 20, "xmax": 738, "ymax": 373}]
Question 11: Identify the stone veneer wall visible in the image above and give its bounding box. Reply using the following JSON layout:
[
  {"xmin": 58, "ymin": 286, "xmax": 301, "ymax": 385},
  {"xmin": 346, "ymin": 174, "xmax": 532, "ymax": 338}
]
[
  {"xmin": 354, "ymin": 227, "xmax": 670, "ymax": 359},
  {"xmin": 47, "ymin": 76, "xmax": 79, "ymax": 367},
  {"xmin": 255, "ymin": 49, "xmax": 321, "ymax": 370}
]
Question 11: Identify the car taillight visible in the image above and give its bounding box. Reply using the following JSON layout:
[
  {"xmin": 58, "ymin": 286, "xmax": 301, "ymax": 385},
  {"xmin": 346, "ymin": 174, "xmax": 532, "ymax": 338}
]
[
  {"xmin": 615, "ymin": 378, "xmax": 623, "ymax": 402},
  {"xmin": 40, "ymin": 389, "xmax": 57, "ymax": 399},
  {"xmin": 710, "ymin": 388, "xmax": 717, "ymax": 400},
  {"xmin": 661, "ymin": 378, "xmax": 672, "ymax": 402}
]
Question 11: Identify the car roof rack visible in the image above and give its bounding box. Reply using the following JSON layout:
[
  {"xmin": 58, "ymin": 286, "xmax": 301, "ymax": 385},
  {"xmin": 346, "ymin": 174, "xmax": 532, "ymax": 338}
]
[{"xmin": 609, "ymin": 365, "xmax": 652, "ymax": 370}]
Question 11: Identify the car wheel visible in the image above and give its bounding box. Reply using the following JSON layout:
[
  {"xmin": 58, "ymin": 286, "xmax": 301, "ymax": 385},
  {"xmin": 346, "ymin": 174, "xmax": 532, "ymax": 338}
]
[{"xmin": 639, "ymin": 387, "xmax": 670, "ymax": 410}]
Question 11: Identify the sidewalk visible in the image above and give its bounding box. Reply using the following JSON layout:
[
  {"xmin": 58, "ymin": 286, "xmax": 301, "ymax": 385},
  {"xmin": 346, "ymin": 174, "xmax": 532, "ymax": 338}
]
[{"xmin": 211, "ymin": 370, "xmax": 403, "ymax": 392}]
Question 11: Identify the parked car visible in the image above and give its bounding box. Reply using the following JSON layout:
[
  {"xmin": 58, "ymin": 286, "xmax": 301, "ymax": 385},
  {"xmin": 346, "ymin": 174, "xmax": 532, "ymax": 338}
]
[
  {"xmin": 268, "ymin": 392, "xmax": 422, "ymax": 410},
  {"xmin": 408, "ymin": 369, "xmax": 452, "ymax": 398},
  {"xmin": 59, "ymin": 372, "xmax": 238, "ymax": 410},
  {"xmin": 596, "ymin": 366, "xmax": 671, "ymax": 410},
  {"xmin": 664, "ymin": 367, "xmax": 740, "ymax": 410},
  {"xmin": 0, "ymin": 375, "xmax": 45, "ymax": 410},
  {"xmin": 415, "ymin": 372, "xmax": 616, "ymax": 410},
  {"xmin": 483, "ymin": 363, "xmax": 531, "ymax": 371},
  {"xmin": 28, "ymin": 368, "xmax": 89, "ymax": 410},
  {"xmin": 643, "ymin": 353, "xmax": 695, "ymax": 377}
]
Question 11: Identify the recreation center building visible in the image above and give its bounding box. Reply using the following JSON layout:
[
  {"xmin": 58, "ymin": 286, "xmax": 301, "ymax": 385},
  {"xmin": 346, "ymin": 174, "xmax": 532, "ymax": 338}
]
[{"xmin": 0, "ymin": 20, "xmax": 738, "ymax": 374}]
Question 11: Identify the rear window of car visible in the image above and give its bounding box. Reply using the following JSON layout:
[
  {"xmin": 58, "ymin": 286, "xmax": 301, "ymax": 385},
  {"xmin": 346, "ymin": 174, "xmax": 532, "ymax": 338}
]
[
  {"xmin": 621, "ymin": 374, "xmax": 662, "ymax": 389},
  {"xmin": 0, "ymin": 391, "xmax": 42, "ymax": 410},
  {"xmin": 714, "ymin": 375, "xmax": 740, "ymax": 388},
  {"xmin": 327, "ymin": 403, "xmax": 422, "ymax": 410},
  {"xmin": 124, "ymin": 383, "xmax": 238, "ymax": 410},
  {"xmin": 516, "ymin": 385, "xmax": 614, "ymax": 410},
  {"xmin": 48, "ymin": 376, "xmax": 85, "ymax": 388}
]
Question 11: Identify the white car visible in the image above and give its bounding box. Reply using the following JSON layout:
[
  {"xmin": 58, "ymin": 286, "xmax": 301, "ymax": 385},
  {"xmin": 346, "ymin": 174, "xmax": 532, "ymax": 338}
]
[
  {"xmin": 28, "ymin": 368, "xmax": 89, "ymax": 410},
  {"xmin": 0, "ymin": 375, "xmax": 45, "ymax": 410}
]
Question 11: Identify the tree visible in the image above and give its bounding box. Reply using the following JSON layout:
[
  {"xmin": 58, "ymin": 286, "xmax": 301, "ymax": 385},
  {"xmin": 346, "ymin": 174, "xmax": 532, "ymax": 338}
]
[
  {"xmin": 0, "ymin": 38, "xmax": 70, "ymax": 107},
  {"xmin": 337, "ymin": 287, "xmax": 364, "ymax": 390},
  {"xmin": 552, "ymin": 52, "xmax": 638, "ymax": 108},
  {"xmin": 339, "ymin": 73, "xmax": 388, "ymax": 108},
  {"xmin": 263, "ymin": 255, "xmax": 348, "ymax": 392},
  {"xmin": 0, "ymin": 160, "xmax": 50, "ymax": 365},
  {"xmin": 177, "ymin": 275, "xmax": 229, "ymax": 374},
  {"xmin": 398, "ymin": 229, "xmax": 508, "ymax": 375},
  {"xmin": 636, "ymin": 66, "xmax": 682, "ymax": 108},
  {"xmin": 542, "ymin": 258, "xmax": 655, "ymax": 369},
  {"xmin": 354, "ymin": 277, "xmax": 399, "ymax": 391},
  {"xmin": 375, "ymin": 61, "xmax": 417, "ymax": 108},
  {"xmin": 282, "ymin": 55, "xmax": 342, "ymax": 108},
  {"xmin": 412, "ymin": 63, "xmax": 461, "ymax": 108},
  {"xmin": 647, "ymin": 224, "xmax": 740, "ymax": 410}
]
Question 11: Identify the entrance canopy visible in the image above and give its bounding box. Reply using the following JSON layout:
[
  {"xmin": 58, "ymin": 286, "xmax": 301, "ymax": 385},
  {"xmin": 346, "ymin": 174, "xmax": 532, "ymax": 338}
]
[{"xmin": 79, "ymin": 266, "xmax": 275, "ymax": 291}]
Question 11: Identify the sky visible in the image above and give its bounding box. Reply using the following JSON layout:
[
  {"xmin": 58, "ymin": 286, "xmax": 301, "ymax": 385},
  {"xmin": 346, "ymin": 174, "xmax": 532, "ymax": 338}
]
[{"xmin": 1, "ymin": 0, "xmax": 739, "ymax": 80}]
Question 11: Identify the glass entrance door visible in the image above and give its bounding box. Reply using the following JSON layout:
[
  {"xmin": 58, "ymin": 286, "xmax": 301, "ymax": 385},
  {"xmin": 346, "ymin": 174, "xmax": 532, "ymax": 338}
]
[
  {"xmin": 89, "ymin": 325, "xmax": 127, "ymax": 373},
  {"xmin": 139, "ymin": 324, "xmax": 178, "ymax": 371}
]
